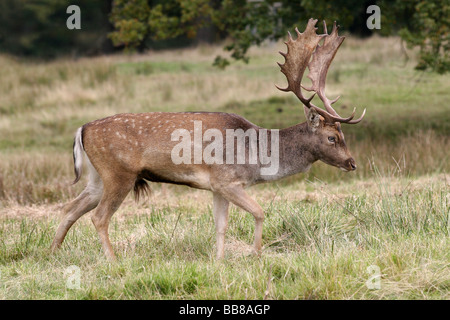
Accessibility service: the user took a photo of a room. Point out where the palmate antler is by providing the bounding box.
[276,18,365,124]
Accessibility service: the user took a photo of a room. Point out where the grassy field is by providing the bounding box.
[0,35,448,299]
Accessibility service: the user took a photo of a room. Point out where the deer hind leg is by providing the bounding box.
[218,186,264,257]
[51,162,103,252]
[90,173,135,261]
[213,193,230,260]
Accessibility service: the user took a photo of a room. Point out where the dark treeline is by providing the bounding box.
[0,0,447,73]
[0,0,113,58]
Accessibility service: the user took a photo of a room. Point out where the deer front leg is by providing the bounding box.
[218,186,264,256]
[213,193,230,260]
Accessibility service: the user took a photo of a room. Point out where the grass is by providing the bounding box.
[0,35,448,299]
[0,173,448,299]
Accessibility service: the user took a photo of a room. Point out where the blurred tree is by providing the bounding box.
[108,0,213,51]
[0,0,113,58]
[109,0,449,73]
[380,0,449,74]
[0,0,447,73]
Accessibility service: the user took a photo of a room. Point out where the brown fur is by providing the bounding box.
[50,111,358,260]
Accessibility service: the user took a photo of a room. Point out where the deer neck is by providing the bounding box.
[258,122,317,182]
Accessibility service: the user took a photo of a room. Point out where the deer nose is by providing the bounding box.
[347,158,357,171]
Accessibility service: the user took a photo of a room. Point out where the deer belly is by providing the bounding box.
[138,166,211,190]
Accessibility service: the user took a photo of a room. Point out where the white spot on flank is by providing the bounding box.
[116,132,126,139]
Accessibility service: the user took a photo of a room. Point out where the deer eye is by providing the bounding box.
[328,136,336,143]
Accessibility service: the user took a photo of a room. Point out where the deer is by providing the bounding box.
[50,19,365,261]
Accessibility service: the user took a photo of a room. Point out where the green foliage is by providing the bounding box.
[299,0,368,33]
[109,0,213,50]
[398,1,449,74]
[1,1,447,73]
[378,0,449,73]
[108,0,150,50]
[211,0,281,64]
[109,0,449,73]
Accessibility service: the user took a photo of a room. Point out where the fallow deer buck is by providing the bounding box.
[51,19,365,260]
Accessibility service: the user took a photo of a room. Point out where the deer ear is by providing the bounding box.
[305,107,322,132]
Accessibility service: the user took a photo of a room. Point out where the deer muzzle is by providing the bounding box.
[346,158,357,171]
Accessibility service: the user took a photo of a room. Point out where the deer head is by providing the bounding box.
[276,19,365,171]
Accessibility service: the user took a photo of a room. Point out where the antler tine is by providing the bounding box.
[330,95,340,104]
[346,108,366,124]
[287,31,293,42]
[311,106,356,124]
[334,107,355,123]
[323,20,328,35]
[276,18,324,109]
[304,20,345,118]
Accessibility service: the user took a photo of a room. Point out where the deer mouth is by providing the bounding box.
[339,158,357,172]
[345,158,357,171]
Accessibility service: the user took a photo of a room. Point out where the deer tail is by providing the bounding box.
[72,126,84,184]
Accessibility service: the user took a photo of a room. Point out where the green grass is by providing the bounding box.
[116,61,213,75]
[0,36,449,299]
[0,175,448,299]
